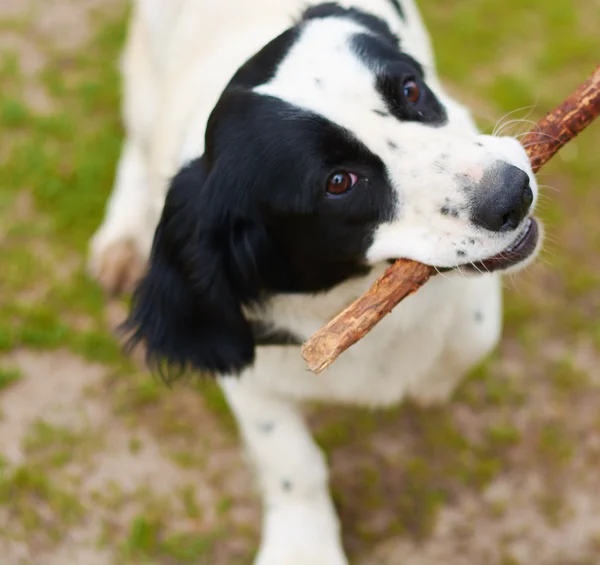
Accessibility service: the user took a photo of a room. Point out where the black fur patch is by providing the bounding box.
[387,0,405,20]
[352,33,447,126]
[123,158,256,378]
[302,3,399,47]
[229,28,301,89]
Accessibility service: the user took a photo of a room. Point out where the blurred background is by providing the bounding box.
[0,1,599,564]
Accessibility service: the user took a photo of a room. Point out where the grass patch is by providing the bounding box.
[121,515,218,564]
[23,418,101,468]
[0,462,85,544]
[0,366,22,390]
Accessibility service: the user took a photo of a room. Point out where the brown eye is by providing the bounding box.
[403,79,420,104]
[326,172,357,196]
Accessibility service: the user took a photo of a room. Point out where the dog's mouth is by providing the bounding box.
[425,216,540,274]
[386,217,540,274]
[462,217,539,273]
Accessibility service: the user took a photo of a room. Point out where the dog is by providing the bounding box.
[89,1,542,563]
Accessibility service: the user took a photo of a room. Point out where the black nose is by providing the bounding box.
[471,164,533,232]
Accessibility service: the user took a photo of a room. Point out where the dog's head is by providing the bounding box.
[126,4,541,376]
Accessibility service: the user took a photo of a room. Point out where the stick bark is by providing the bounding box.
[302,64,600,374]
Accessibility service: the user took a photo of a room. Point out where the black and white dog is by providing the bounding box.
[89,1,542,562]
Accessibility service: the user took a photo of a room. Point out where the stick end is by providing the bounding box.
[301,342,332,374]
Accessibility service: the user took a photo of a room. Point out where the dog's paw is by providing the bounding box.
[88,238,147,296]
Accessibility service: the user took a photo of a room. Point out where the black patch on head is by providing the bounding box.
[352,34,447,126]
[229,28,301,89]
[302,3,399,47]
[387,140,398,150]
[373,109,390,117]
[352,30,405,66]
[125,92,395,378]
[387,0,405,20]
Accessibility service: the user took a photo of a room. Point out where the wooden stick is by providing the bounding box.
[521,65,600,171]
[302,64,600,374]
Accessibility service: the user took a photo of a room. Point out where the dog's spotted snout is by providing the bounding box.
[471,164,533,232]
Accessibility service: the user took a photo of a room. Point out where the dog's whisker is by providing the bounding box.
[536,183,559,193]
[535,255,556,269]
[468,261,488,277]
[519,132,564,145]
[491,104,538,136]
[494,116,542,138]
[514,129,562,142]
[519,147,562,161]
[453,264,468,280]
[433,266,452,281]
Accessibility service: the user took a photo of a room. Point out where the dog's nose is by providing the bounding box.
[471,164,533,232]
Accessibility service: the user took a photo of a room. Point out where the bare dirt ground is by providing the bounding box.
[1,1,599,564]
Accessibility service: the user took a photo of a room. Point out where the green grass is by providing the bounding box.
[0,462,85,544]
[0,0,599,563]
[120,515,219,563]
[23,418,102,468]
[0,10,129,365]
[0,367,22,390]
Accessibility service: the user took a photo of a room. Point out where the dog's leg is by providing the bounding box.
[88,139,154,295]
[88,12,158,295]
[220,378,348,565]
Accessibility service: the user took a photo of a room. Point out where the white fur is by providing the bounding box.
[90,1,539,563]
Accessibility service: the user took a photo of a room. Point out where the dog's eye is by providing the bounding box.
[403,79,420,104]
[326,172,357,196]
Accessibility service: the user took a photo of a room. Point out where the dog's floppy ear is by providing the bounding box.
[124,157,256,378]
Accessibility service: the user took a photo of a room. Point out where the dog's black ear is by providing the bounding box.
[123,157,256,378]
